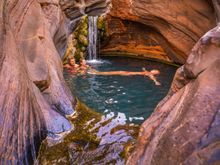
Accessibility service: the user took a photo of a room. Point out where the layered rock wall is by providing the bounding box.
[127,1,220,164]
[0,1,73,164]
[0,0,109,164]
[101,17,171,63]
[102,0,215,64]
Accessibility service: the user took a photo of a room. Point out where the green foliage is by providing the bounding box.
[78,34,88,46]
[37,100,139,164]
[97,15,108,40]
[63,15,109,64]
[73,16,89,62]
[62,16,88,64]
[97,15,105,30]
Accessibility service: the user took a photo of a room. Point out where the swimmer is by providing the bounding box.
[142,68,161,86]
[78,59,90,74]
[63,58,79,74]
[88,67,161,85]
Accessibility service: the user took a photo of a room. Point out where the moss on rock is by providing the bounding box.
[97,15,108,39]
[78,34,88,46]
[73,16,89,62]
[37,100,139,164]
[63,15,109,64]
[63,16,88,64]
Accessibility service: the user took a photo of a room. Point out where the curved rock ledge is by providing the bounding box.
[101,17,172,63]
[102,0,215,64]
[127,17,220,165]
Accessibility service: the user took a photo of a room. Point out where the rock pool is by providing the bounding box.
[65,57,177,124]
[37,57,176,164]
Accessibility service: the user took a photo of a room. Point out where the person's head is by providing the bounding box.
[69,58,76,66]
[80,58,86,66]
[150,69,160,75]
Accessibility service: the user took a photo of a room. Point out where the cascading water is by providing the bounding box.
[88,16,98,60]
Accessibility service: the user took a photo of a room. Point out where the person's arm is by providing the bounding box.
[148,75,161,86]
[63,64,71,69]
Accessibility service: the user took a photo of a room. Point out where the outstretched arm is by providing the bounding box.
[88,69,161,85]
[148,75,161,86]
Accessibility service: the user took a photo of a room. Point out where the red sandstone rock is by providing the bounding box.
[0,0,108,164]
[103,0,216,64]
[127,8,220,165]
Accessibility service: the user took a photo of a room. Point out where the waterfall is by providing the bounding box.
[88,16,98,60]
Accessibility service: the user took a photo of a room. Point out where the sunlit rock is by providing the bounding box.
[102,0,215,64]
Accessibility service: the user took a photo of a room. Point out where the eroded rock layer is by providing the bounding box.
[127,13,220,165]
[0,1,73,164]
[0,0,108,164]
[101,17,171,63]
[102,0,215,64]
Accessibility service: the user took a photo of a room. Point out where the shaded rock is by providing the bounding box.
[60,0,111,20]
[127,20,220,165]
[0,1,73,164]
[101,17,172,63]
[102,0,216,64]
[0,0,109,164]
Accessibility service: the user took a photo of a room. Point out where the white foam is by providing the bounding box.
[129,116,145,122]
[86,59,110,65]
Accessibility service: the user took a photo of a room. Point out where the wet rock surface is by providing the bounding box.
[127,17,220,165]
[37,102,139,165]
[102,0,216,64]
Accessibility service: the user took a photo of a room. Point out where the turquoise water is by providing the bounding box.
[65,57,176,124]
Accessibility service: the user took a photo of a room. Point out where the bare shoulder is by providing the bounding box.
[64,64,71,68]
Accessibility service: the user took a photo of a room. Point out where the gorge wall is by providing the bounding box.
[0,0,109,164]
[0,0,219,164]
[128,23,220,165]
[101,0,216,64]
[125,1,220,164]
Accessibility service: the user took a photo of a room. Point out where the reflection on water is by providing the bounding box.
[37,102,139,164]
[65,57,177,124]
[37,57,176,164]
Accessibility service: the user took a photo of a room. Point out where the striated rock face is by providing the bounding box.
[102,0,215,64]
[101,16,171,63]
[127,12,220,165]
[60,0,110,20]
[0,1,73,164]
[0,0,108,164]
